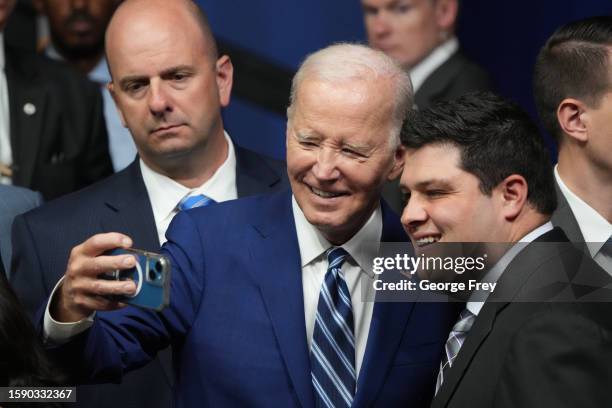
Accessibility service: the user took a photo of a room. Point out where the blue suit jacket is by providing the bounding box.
[0,185,42,275]
[11,147,288,408]
[51,190,458,408]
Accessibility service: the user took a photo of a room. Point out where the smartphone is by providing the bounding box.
[100,248,171,311]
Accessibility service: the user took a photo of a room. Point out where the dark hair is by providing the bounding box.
[401,91,557,215]
[0,272,65,392]
[533,16,612,142]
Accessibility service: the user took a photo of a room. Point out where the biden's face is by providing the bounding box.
[286,77,403,244]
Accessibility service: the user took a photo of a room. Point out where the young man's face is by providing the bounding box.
[399,143,504,247]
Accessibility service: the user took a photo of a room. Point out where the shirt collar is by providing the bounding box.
[555,165,612,256]
[409,37,459,94]
[140,131,237,226]
[466,221,554,316]
[291,196,382,278]
[45,44,110,84]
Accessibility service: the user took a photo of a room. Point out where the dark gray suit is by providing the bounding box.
[5,42,113,200]
[0,185,42,276]
[432,228,612,408]
[551,181,585,242]
[9,146,288,408]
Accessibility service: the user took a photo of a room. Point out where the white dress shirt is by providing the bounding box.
[46,46,138,172]
[409,37,459,95]
[293,196,381,378]
[0,33,13,185]
[44,131,237,340]
[466,222,554,316]
[141,131,237,245]
[555,166,612,273]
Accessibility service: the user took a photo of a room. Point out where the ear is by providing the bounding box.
[107,82,128,128]
[495,174,528,221]
[215,55,233,108]
[434,0,458,33]
[557,98,588,143]
[387,144,406,181]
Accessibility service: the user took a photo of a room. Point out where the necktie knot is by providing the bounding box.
[452,309,476,333]
[326,247,349,271]
[177,194,216,211]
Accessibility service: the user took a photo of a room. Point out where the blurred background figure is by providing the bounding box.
[361,0,494,214]
[0,185,42,276]
[34,0,137,172]
[362,0,493,109]
[533,16,612,274]
[0,269,64,394]
[1,0,113,200]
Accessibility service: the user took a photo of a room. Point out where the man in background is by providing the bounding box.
[0,0,112,199]
[362,0,493,214]
[10,0,287,407]
[35,0,137,171]
[533,16,612,274]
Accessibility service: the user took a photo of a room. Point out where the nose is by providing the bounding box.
[147,82,172,117]
[312,148,340,181]
[370,11,392,37]
[400,194,428,232]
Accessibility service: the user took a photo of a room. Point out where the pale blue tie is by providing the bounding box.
[311,247,355,408]
[177,194,216,211]
[435,309,476,395]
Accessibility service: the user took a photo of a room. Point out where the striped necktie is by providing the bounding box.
[311,247,356,408]
[177,194,216,211]
[435,308,476,394]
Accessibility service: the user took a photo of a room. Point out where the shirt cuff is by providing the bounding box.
[43,276,95,344]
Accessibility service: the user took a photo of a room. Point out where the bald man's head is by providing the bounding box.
[105,0,217,78]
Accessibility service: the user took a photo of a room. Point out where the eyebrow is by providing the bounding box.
[414,179,454,190]
[118,65,195,90]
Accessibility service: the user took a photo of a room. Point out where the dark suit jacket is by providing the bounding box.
[46,190,458,408]
[551,181,585,243]
[432,228,612,408]
[0,185,42,275]
[383,50,494,215]
[10,146,288,408]
[5,43,113,200]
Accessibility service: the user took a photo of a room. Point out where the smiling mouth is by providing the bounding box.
[414,235,441,248]
[308,185,347,199]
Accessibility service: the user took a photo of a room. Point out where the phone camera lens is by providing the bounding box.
[148,269,160,281]
[155,261,163,272]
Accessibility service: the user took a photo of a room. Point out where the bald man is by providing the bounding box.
[10,1,287,407]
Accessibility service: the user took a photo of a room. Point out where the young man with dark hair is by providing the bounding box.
[533,16,612,274]
[400,91,612,407]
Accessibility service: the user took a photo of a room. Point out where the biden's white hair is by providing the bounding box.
[287,42,413,149]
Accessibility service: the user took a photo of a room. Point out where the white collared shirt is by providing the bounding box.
[409,37,459,95]
[44,131,237,340]
[555,166,612,273]
[0,33,13,185]
[293,196,381,378]
[46,45,138,172]
[140,131,237,245]
[466,222,554,316]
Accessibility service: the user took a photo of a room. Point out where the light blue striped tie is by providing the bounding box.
[177,194,216,211]
[311,247,355,408]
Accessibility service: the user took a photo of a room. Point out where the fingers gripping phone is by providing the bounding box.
[101,248,171,311]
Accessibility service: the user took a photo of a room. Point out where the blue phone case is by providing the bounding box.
[104,248,171,311]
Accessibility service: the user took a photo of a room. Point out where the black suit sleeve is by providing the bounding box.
[77,82,114,189]
[494,306,611,407]
[9,214,49,320]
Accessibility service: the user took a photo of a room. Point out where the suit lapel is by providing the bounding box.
[432,229,572,407]
[235,145,282,197]
[5,46,46,187]
[248,191,314,408]
[551,181,585,243]
[354,202,413,406]
[98,161,159,251]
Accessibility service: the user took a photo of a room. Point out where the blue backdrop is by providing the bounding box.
[197,0,612,161]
